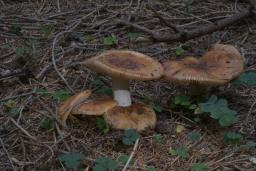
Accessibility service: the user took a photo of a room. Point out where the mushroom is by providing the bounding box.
[163,44,244,95]
[83,50,164,131]
[58,90,117,126]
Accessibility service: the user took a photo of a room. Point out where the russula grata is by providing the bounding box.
[163,44,244,95]
[83,50,164,131]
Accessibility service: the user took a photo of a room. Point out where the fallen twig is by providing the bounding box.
[117,8,253,43]
[122,138,140,171]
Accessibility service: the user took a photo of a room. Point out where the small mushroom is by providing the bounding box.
[58,90,117,125]
[83,50,164,131]
[163,44,244,95]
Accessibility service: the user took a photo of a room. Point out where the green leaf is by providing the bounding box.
[189,131,201,142]
[224,132,242,145]
[168,147,189,159]
[199,95,237,127]
[58,153,86,168]
[95,117,109,133]
[91,78,105,88]
[151,102,163,113]
[93,157,118,171]
[40,117,54,130]
[10,25,22,35]
[52,90,70,102]
[118,154,135,165]
[122,129,140,145]
[174,95,191,106]
[191,163,208,171]
[153,134,164,144]
[232,72,256,86]
[103,35,118,46]
[95,86,112,96]
[175,47,185,56]
[147,166,158,171]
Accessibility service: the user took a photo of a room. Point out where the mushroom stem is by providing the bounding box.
[112,77,131,107]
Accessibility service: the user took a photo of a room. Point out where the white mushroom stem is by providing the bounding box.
[112,77,131,107]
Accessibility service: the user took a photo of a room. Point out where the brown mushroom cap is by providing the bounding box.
[71,98,117,116]
[163,44,244,86]
[104,104,156,131]
[83,50,163,80]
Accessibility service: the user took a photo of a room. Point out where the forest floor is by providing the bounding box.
[0,0,256,171]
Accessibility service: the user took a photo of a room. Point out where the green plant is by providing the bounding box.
[191,163,208,171]
[199,95,237,127]
[168,147,189,159]
[58,153,86,168]
[52,90,71,102]
[122,129,140,145]
[95,117,109,133]
[36,88,49,96]
[172,95,197,110]
[91,77,112,96]
[232,72,256,86]
[93,157,118,171]
[103,35,118,46]
[127,32,142,38]
[189,131,201,142]
[224,132,242,145]
[175,46,185,56]
[40,117,54,130]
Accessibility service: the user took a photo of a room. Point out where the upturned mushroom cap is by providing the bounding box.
[163,44,244,86]
[71,98,117,116]
[58,90,92,125]
[83,50,163,80]
[103,104,156,131]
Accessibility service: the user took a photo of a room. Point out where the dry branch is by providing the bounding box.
[117,8,253,43]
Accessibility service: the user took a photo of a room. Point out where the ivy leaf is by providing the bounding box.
[52,90,70,102]
[175,47,185,56]
[40,117,54,130]
[232,72,256,86]
[189,131,201,142]
[103,35,118,46]
[191,163,208,171]
[95,117,109,133]
[224,132,242,145]
[168,147,189,159]
[151,101,163,113]
[93,157,118,171]
[174,95,191,106]
[199,95,237,127]
[58,153,86,168]
[122,129,140,145]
